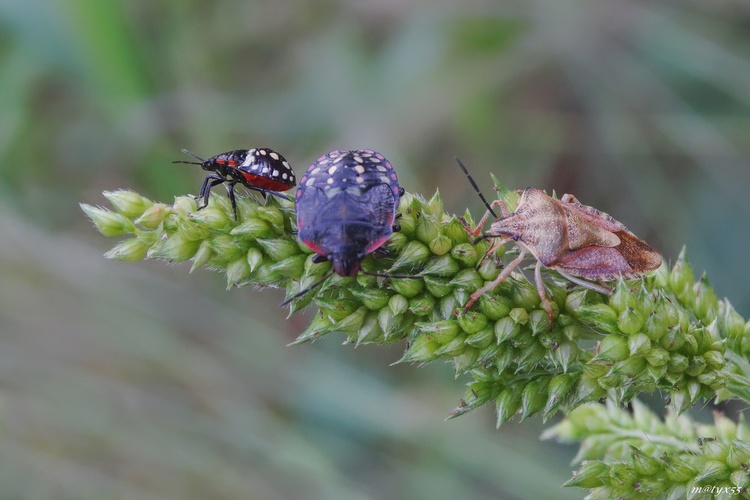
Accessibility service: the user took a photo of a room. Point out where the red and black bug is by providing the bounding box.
[282,149,408,305]
[173,148,296,219]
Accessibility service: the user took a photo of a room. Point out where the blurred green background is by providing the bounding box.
[1,0,749,498]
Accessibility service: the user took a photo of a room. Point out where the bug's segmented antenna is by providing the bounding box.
[172,149,206,165]
[454,156,498,219]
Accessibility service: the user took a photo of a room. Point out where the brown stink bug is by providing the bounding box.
[455,158,662,325]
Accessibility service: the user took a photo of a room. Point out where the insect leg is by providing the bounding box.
[459,199,513,237]
[534,260,554,328]
[199,174,226,210]
[226,180,239,220]
[555,270,614,296]
[248,187,294,203]
[462,249,526,313]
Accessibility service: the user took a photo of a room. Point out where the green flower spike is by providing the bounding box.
[84,178,750,498]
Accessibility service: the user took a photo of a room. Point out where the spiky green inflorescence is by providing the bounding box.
[83,186,750,495]
[543,400,750,498]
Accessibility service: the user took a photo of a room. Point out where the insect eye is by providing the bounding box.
[512,233,521,241]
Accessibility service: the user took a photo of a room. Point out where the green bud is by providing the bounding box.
[669,247,695,300]
[349,287,391,311]
[646,363,668,383]
[617,307,644,335]
[103,190,153,218]
[135,203,169,229]
[520,379,547,420]
[628,333,651,357]
[575,303,619,334]
[519,340,547,367]
[645,347,670,367]
[450,268,485,290]
[450,243,479,267]
[429,234,452,256]
[291,314,334,344]
[660,327,686,352]
[408,294,435,316]
[564,460,608,488]
[399,335,439,363]
[553,340,578,373]
[173,195,199,214]
[147,233,200,262]
[444,216,470,246]
[610,279,637,315]
[335,306,368,334]
[721,301,746,347]
[435,333,466,357]
[355,311,383,345]
[565,290,590,314]
[417,319,460,344]
[495,317,521,344]
[452,346,480,372]
[544,373,576,417]
[209,235,244,262]
[478,294,511,321]
[390,240,431,271]
[390,276,424,298]
[610,356,647,378]
[177,216,211,241]
[315,294,357,321]
[685,356,707,377]
[427,190,444,216]
[509,307,528,325]
[465,326,495,349]
[256,238,300,262]
[415,215,441,246]
[423,275,454,298]
[104,237,148,261]
[495,388,520,427]
[697,370,724,390]
[511,280,540,309]
[694,460,730,485]
[251,264,285,287]
[731,469,749,490]
[630,446,660,476]
[693,273,719,321]
[226,257,251,287]
[528,309,550,334]
[458,311,488,334]
[190,241,213,272]
[643,311,667,341]
[269,255,306,278]
[439,295,458,319]
[188,207,230,229]
[687,378,701,402]
[81,204,136,237]
[661,453,697,482]
[385,294,407,316]
[573,373,607,405]
[703,350,725,370]
[230,218,272,238]
[246,247,263,273]
[421,255,460,277]
[254,205,285,232]
[477,257,501,281]
[666,353,689,374]
[681,331,699,356]
[304,254,330,276]
[594,334,628,362]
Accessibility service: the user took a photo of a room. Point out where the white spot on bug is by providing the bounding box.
[260,149,267,155]
[376,165,387,172]
[311,167,321,174]
[262,167,270,174]
[327,177,334,184]
[328,165,338,175]
[326,187,343,197]
[241,154,255,167]
[305,178,315,187]
[346,186,362,196]
[356,176,364,183]
[272,169,279,177]
[283,161,290,168]
[380,176,390,184]
[282,173,288,180]
[270,152,279,160]
[354,165,365,174]
[370,157,382,163]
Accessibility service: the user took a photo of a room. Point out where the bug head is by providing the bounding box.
[329,246,364,277]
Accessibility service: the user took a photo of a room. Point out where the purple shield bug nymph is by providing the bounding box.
[173,147,296,220]
[296,149,403,276]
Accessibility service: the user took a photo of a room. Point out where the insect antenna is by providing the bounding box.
[454,156,498,219]
[172,148,206,165]
[280,271,334,307]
